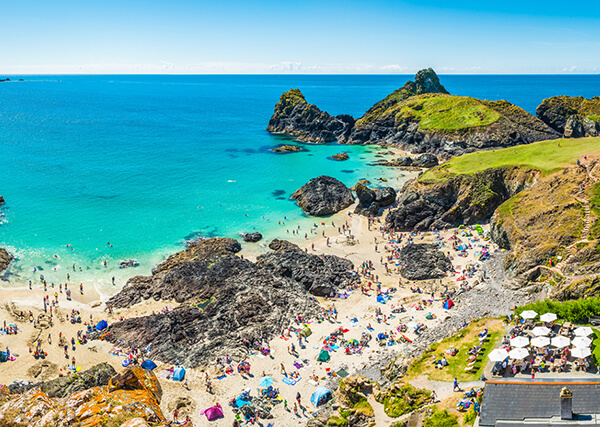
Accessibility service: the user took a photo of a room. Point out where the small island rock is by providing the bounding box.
[331,152,349,161]
[291,176,354,216]
[272,144,302,153]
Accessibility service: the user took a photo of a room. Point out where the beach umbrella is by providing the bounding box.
[572,336,592,348]
[531,326,551,336]
[510,336,529,348]
[508,347,529,360]
[488,348,509,362]
[520,310,538,319]
[259,376,274,388]
[551,336,570,348]
[574,326,593,337]
[530,336,550,348]
[571,347,592,358]
[540,313,557,322]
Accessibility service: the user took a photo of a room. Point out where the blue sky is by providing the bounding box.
[1,0,599,74]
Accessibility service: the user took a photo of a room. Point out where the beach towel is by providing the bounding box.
[282,376,301,386]
[293,362,303,369]
[336,369,349,378]
[217,374,227,380]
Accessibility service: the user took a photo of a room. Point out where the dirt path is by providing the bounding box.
[367,392,398,427]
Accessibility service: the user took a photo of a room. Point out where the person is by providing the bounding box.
[296,391,302,406]
[453,377,459,392]
[430,390,438,403]
[173,408,179,422]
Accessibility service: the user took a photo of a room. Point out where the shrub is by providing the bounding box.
[423,409,459,427]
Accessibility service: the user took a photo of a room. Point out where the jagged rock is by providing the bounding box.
[119,259,140,269]
[412,153,439,168]
[374,187,396,207]
[8,362,117,398]
[355,183,376,206]
[332,152,349,161]
[242,232,262,243]
[396,156,413,166]
[268,239,301,252]
[536,95,600,137]
[102,238,322,367]
[268,69,560,157]
[153,237,241,274]
[291,176,354,216]
[266,89,355,143]
[399,244,452,280]
[387,167,539,231]
[256,249,358,297]
[0,248,13,274]
[108,365,162,403]
[271,144,302,153]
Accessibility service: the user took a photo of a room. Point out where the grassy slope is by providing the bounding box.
[421,137,600,183]
[395,94,501,131]
[404,318,504,382]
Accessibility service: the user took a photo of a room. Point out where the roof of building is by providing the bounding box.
[480,378,600,426]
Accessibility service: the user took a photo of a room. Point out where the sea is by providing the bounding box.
[1,74,599,298]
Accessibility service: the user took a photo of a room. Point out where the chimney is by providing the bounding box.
[560,387,573,420]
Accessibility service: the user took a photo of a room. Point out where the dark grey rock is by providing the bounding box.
[291,176,354,216]
[399,243,452,280]
[412,153,439,168]
[374,187,397,207]
[242,232,262,243]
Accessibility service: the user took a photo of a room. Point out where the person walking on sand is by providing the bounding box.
[296,391,302,407]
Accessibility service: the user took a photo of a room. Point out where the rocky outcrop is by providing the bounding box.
[268,69,559,157]
[242,232,262,242]
[0,195,4,205]
[386,167,539,231]
[375,187,397,207]
[536,96,600,137]
[0,365,170,427]
[412,153,439,168]
[119,259,139,269]
[8,363,116,398]
[399,244,452,280]
[271,144,302,153]
[255,247,358,296]
[331,152,349,161]
[153,237,241,274]
[291,175,354,216]
[103,238,328,367]
[266,88,355,143]
[268,239,301,252]
[0,248,13,274]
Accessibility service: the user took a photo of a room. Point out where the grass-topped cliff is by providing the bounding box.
[389,137,600,295]
[267,68,560,157]
[537,95,600,138]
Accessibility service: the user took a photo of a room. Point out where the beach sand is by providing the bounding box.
[0,190,494,426]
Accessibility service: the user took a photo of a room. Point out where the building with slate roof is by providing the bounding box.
[479,378,600,426]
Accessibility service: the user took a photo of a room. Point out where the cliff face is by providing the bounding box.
[103,238,357,367]
[537,96,600,138]
[266,88,354,143]
[267,69,560,157]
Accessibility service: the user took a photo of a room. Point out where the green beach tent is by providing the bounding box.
[317,349,330,362]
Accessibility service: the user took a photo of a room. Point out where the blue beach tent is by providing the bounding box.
[95,320,108,331]
[141,359,157,370]
[310,387,332,406]
[173,367,186,381]
[443,300,454,310]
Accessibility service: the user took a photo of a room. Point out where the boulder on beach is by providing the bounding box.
[242,232,262,242]
[268,239,301,252]
[291,175,354,216]
[399,243,452,280]
[375,187,397,207]
[412,153,439,168]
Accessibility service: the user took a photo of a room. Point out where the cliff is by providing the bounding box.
[103,238,357,367]
[267,69,560,157]
[537,95,600,138]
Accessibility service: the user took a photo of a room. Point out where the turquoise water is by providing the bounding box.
[1,75,599,296]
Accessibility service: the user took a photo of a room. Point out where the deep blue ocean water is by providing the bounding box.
[1,74,599,295]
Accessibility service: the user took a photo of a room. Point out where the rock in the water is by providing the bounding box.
[268,239,301,252]
[0,195,4,205]
[119,259,140,269]
[271,144,302,153]
[331,152,349,161]
[412,153,439,168]
[375,187,397,207]
[291,175,354,216]
[399,244,452,280]
[242,232,263,243]
[0,248,13,274]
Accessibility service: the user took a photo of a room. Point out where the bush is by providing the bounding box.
[423,409,459,427]
[464,407,477,425]
[515,297,600,323]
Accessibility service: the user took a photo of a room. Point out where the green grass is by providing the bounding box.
[420,137,600,183]
[395,94,501,131]
[423,408,459,427]
[376,384,432,418]
[589,115,600,122]
[592,330,600,365]
[405,318,504,382]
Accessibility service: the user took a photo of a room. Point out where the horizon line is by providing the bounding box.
[2,72,600,76]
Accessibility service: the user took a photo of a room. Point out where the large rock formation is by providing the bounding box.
[354,183,397,216]
[266,88,355,143]
[291,175,354,216]
[386,167,539,231]
[399,244,453,280]
[102,237,354,366]
[0,248,13,274]
[0,365,170,427]
[267,69,560,157]
[537,96,600,137]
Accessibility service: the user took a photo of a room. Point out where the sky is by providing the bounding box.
[0,0,599,74]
